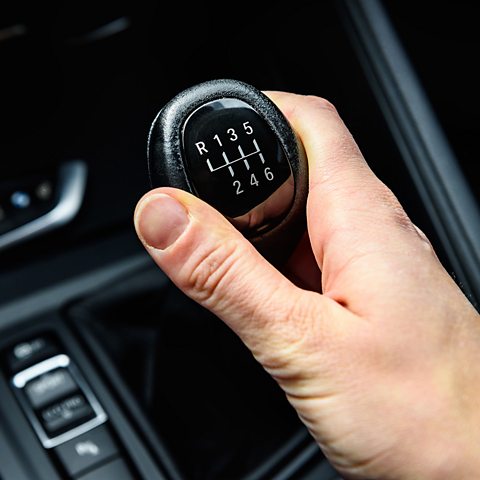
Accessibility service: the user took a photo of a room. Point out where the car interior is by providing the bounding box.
[1,1,479,479]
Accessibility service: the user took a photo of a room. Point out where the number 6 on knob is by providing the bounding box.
[147,79,308,265]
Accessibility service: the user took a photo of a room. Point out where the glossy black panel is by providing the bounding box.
[182,99,293,226]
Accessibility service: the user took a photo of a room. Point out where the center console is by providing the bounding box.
[1,1,478,479]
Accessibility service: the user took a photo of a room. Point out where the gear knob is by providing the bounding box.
[147,79,308,264]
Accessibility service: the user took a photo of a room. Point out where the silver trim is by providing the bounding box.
[11,354,108,449]
[0,160,87,252]
[67,17,131,45]
[12,354,71,388]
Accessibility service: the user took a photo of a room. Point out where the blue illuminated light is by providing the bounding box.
[11,191,31,209]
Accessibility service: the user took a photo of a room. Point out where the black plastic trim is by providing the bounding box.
[69,316,184,480]
[0,371,62,480]
[0,253,151,331]
[337,0,480,307]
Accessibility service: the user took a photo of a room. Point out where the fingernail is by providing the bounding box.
[135,194,189,250]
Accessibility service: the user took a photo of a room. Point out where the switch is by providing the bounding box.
[54,425,119,478]
[35,181,53,201]
[5,334,59,374]
[11,354,108,449]
[10,191,31,209]
[24,368,77,409]
[40,392,95,435]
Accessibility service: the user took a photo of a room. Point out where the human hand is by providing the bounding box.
[134,91,480,479]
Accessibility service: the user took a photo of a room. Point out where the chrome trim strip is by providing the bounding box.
[12,354,70,388]
[68,17,131,45]
[0,160,87,252]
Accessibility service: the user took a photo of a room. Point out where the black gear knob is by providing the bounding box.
[147,79,308,265]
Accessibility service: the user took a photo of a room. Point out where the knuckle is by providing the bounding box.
[326,131,362,162]
[373,185,439,256]
[374,184,415,231]
[258,294,324,376]
[304,95,339,114]
[181,240,239,306]
[413,224,436,252]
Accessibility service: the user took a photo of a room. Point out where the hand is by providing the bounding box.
[134,92,480,479]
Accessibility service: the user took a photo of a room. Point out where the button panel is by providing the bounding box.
[11,354,107,449]
[1,331,140,479]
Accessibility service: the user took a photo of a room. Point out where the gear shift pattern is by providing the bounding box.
[147,79,308,264]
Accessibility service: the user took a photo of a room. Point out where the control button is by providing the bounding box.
[76,458,133,480]
[6,334,59,373]
[40,392,95,435]
[24,368,77,409]
[35,181,53,201]
[10,190,31,209]
[54,425,119,478]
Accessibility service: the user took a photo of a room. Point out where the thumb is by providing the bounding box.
[133,186,333,367]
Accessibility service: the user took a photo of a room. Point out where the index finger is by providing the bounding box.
[264,91,425,285]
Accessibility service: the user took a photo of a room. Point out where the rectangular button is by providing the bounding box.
[54,425,119,478]
[24,368,77,409]
[76,458,134,480]
[5,334,59,373]
[40,392,95,435]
